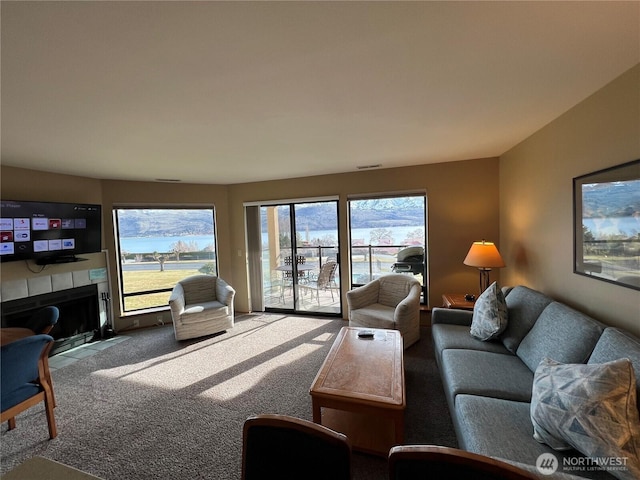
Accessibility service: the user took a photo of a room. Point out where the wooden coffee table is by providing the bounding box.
[309,326,405,456]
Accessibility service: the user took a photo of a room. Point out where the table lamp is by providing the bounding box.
[463,240,505,294]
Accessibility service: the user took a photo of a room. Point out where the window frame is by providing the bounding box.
[347,192,428,301]
[113,205,218,314]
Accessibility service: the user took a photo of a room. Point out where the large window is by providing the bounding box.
[348,194,427,300]
[113,207,217,313]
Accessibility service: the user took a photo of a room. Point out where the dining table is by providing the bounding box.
[275,264,315,300]
[275,264,315,274]
[275,264,315,283]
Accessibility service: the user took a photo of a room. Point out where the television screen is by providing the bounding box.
[0,200,102,263]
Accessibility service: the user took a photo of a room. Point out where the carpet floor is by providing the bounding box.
[1,313,457,479]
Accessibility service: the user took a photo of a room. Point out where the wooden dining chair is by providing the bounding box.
[1,334,57,439]
[242,414,352,480]
[24,305,59,335]
[388,445,536,480]
[24,305,59,406]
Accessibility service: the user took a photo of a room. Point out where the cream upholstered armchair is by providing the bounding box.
[347,274,422,348]
[169,275,235,341]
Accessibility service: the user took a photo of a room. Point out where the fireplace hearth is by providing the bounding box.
[1,284,100,356]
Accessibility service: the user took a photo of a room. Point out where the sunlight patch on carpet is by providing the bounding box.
[198,342,324,400]
[91,316,340,392]
[312,332,335,342]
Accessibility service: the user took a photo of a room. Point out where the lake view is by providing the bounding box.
[120,226,425,254]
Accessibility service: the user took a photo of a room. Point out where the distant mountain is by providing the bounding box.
[116,209,214,237]
[350,207,424,228]
[582,180,640,218]
[117,198,427,238]
[261,198,425,232]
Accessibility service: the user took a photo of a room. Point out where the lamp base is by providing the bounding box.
[479,269,492,294]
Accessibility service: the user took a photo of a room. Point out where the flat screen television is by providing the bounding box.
[0,200,102,264]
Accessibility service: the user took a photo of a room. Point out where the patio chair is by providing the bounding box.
[169,275,235,341]
[279,255,308,300]
[242,414,352,480]
[301,261,338,304]
[1,334,57,439]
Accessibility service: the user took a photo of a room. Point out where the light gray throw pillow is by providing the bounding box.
[530,357,640,480]
[469,281,508,341]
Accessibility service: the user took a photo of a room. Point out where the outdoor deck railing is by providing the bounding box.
[277,244,425,287]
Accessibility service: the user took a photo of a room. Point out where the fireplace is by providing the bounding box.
[1,284,100,356]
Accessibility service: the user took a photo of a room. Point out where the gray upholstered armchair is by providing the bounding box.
[346,274,422,348]
[169,275,235,341]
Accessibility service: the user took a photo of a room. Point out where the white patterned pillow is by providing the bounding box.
[469,281,508,341]
[531,357,640,480]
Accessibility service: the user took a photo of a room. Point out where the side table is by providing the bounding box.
[442,293,475,311]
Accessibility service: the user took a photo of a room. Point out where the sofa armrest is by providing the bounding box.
[431,307,473,326]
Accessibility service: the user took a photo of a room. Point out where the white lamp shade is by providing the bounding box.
[463,241,505,269]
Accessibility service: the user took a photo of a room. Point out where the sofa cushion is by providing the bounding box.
[588,328,640,411]
[530,358,640,480]
[454,395,616,480]
[454,395,545,461]
[501,286,554,353]
[516,302,604,373]
[432,324,510,366]
[441,349,534,403]
[470,282,508,341]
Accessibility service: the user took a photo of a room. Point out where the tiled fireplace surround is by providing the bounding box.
[1,264,111,354]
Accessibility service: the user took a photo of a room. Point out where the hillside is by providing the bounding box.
[116,198,427,237]
[116,209,214,237]
[582,180,640,219]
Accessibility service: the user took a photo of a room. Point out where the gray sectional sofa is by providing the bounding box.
[431,285,640,480]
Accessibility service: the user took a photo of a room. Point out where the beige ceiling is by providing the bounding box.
[2,1,639,185]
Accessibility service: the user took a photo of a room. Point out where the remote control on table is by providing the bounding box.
[357,330,375,338]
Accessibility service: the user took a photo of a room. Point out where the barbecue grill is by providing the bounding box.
[391,246,424,275]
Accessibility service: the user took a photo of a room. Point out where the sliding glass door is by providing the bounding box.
[261,200,340,315]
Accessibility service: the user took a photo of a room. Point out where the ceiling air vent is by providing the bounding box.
[356,164,382,170]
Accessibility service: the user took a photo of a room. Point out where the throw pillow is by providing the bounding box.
[469,281,508,341]
[530,357,640,480]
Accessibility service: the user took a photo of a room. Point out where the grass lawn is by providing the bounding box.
[122,267,203,311]
[122,269,203,292]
